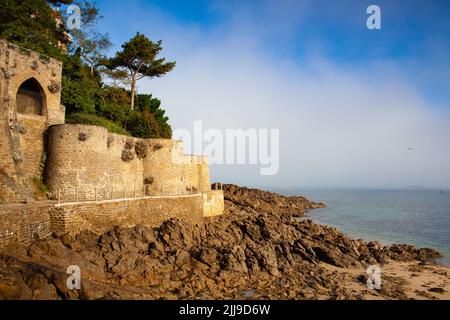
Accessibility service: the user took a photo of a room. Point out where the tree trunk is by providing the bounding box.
[130,77,136,110]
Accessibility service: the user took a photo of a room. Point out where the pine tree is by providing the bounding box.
[107,32,176,110]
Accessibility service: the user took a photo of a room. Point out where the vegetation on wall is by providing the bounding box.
[66,112,129,136]
[0,0,174,139]
[135,141,148,159]
[144,176,155,185]
[32,176,49,199]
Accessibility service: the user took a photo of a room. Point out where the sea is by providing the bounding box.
[271,188,450,266]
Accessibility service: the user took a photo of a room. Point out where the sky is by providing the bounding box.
[90,0,450,189]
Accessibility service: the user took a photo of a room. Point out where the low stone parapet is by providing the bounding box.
[0,194,204,253]
[203,190,225,217]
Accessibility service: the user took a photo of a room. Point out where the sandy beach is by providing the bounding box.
[324,261,450,300]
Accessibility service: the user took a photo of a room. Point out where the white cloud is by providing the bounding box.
[132,4,450,189]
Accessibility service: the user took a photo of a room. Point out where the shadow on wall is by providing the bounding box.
[16,78,45,116]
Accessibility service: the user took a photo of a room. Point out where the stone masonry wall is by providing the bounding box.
[51,194,204,236]
[203,190,225,217]
[0,40,223,252]
[0,39,64,203]
[0,40,64,126]
[46,124,213,200]
[16,114,47,194]
[0,194,204,253]
[197,156,211,192]
[0,202,54,253]
[45,124,144,200]
[142,139,185,194]
[106,132,144,198]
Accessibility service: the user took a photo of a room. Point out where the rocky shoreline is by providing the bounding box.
[0,184,448,300]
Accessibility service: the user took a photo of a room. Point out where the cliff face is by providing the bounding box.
[0,184,442,300]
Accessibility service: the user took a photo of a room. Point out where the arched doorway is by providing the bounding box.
[16,78,45,115]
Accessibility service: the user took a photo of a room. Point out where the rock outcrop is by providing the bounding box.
[0,184,442,300]
[222,184,326,216]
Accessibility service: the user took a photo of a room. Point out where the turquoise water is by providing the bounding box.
[272,189,450,266]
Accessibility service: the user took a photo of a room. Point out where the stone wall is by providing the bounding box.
[0,40,64,125]
[203,190,225,217]
[0,39,64,203]
[45,124,145,200]
[0,40,224,249]
[106,132,144,198]
[197,156,212,192]
[0,194,204,253]
[16,114,47,193]
[46,124,213,200]
[52,194,204,236]
[0,202,54,252]
[142,139,185,194]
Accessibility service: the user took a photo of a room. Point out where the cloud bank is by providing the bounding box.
[103,1,450,188]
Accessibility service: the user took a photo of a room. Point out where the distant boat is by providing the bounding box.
[440,190,445,194]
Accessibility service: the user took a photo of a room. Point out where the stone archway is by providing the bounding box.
[16,78,45,116]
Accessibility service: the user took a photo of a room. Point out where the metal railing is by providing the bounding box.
[211,183,224,191]
[55,185,202,204]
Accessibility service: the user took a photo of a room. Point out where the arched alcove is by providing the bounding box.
[16,78,45,115]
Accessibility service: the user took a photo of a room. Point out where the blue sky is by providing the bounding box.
[93,0,450,105]
[84,0,450,188]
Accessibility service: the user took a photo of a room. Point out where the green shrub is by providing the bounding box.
[121,149,134,161]
[60,50,172,140]
[32,176,48,199]
[99,86,130,106]
[152,142,163,150]
[134,94,172,138]
[135,141,148,159]
[144,176,154,185]
[1,0,173,140]
[66,113,130,136]
[98,102,129,125]
[124,139,134,150]
[61,77,98,114]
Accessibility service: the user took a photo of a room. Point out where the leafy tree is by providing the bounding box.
[61,49,101,114]
[0,0,73,59]
[127,110,160,139]
[67,0,112,75]
[98,86,130,106]
[61,76,98,114]
[135,94,172,138]
[99,102,128,126]
[107,32,176,110]
[1,1,173,139]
